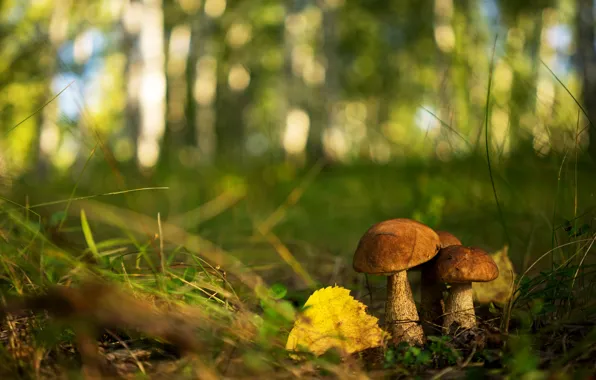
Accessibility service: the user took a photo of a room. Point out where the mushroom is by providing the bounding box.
[419,230,462,333]
[434,246,499,332]
[436,231,462,248]
[353,218,441,345]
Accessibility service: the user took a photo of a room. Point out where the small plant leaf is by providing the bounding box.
[269,283,287,300]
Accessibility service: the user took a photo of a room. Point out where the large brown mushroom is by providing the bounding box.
[434,246,499,332]
[419,231,462,333]
[353,219,441,345]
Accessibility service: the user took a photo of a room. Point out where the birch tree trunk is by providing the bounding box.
[137,0,166,169]
[122,0,143,164]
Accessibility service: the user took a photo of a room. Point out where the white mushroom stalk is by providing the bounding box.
[443,282,476,330]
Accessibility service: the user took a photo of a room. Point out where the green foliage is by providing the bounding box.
[513,263,596,327]
[256,283,296,350]
[268,283,288,300]
[412,195,446,228]
[498,0,555,24]
[385,342,432,369]
[427,336,461,367]
[503,335,544,379]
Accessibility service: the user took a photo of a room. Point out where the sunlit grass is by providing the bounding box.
[1,146,595,378]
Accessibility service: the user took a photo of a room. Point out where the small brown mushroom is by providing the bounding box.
[434,246,499,332]
[419,230,462,333]
[353,218,441,345]
[436,231,462,248]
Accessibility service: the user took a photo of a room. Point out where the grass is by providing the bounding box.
[0,147,595,379]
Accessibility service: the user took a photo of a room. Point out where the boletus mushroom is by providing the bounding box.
[419,230,462,333]
[434,246,499,332]
[436,231,462,248]
[353,218,441,345]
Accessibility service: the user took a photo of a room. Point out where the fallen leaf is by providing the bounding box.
[286,286,387,357]
[473,245,516,305]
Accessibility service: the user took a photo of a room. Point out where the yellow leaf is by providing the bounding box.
[473,245,517,305]
[286,286,387,357]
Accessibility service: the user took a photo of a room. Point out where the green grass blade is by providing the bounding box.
[80,209,99,258]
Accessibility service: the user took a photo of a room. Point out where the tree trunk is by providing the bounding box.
[159,22,191,168]
[578,0,596,161]
[137,0,166,168]
[508,14,542,156]
[191,4,217,164]
[122,4,142,164]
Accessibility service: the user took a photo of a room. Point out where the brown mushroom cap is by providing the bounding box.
[436,231,462,248]
[435,246,499,283]
[353,218,441,274]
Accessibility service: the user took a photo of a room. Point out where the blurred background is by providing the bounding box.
[1,0,595,290]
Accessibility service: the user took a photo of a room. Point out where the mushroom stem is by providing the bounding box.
[385,271,425,345]
[419,262,445,333]
[443,282,476,332]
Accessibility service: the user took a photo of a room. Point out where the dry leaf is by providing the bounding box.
[473,245,516,305]
[286,286,387,357]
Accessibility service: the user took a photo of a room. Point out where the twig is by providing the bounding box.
[158,212,165,275]
[104,329,146,375]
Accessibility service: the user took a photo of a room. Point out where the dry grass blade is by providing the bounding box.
[28,187,171,209]
[158,212,165,275]
[257,227,316,288]
[571,234,596,290]
[5,81,75,136]
[169,189,247,228]
[255,159,326,236]
[104,329,146,375]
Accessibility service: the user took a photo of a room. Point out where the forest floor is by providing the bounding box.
[0,156,596,379]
